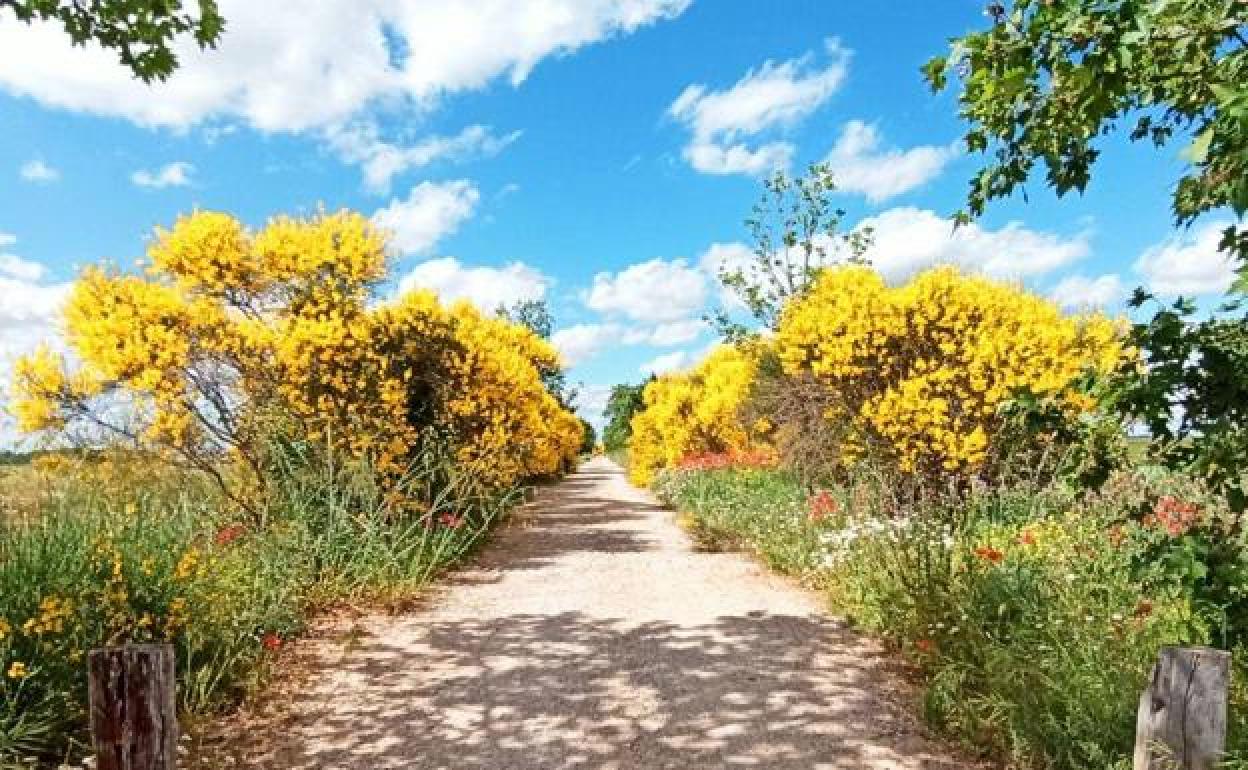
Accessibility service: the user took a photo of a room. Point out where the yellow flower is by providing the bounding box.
[7,662,29,680]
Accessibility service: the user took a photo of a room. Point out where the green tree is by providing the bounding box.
[578,418,597,455]
[712,162,871,340]
[1,0,225,82]
[602,382,648,451]
[499,298,577,410]
[924,0,1248,278]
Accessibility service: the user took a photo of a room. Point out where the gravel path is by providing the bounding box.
[220,457,974,769]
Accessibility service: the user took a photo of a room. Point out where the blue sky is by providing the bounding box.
[0,1,1239,439]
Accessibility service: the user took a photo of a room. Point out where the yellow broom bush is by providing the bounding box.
[628,345,761,486]
[12,210,582,506]
[775,265,1127,477]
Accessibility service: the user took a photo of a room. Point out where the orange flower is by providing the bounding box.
[974,545,1004,564]
[914,638,936,654]
[807,490,839,522]
[1016,529,1036,547]
[261,633,282,651]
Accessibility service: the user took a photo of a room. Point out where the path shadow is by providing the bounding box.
[216,610,967,769]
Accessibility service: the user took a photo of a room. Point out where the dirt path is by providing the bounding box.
[218,458,974,769]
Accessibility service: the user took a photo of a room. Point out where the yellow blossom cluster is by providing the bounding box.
[628,345,760,486]
[11,209,582,497]
[775,266,1127,475]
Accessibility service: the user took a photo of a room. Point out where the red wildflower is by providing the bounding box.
[974,545,1005,564]
[214,523,246,547]
[438,512,463,529]
[261,633,282,651]
[914,638,936,654]
[807,490,840,522]
[1148,495,1201,537]
[1016,529,1036,547]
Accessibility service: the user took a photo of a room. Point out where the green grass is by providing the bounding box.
[0,446,518,766]
[655,464,1248,769]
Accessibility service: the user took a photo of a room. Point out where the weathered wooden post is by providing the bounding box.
[1134,646,1230,770]
[88,643,178,770]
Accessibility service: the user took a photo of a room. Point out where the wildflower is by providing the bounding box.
[1016,529,1036,547]
[1147,495,1202,537]
[174,548,199,580]
[0,618,9,641]
[261,633,283,651]
[214,523,246,547]
[7,661,29,680]
[438,512,463,529]
[807,490,839,522]
[974,545,1004,564]
[914,638,936,654]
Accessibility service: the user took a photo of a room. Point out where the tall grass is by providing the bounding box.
[655,464,1248,769]
[0,441,519,767]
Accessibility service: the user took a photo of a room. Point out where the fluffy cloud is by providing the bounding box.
[552,323,621,366]
[131,162,194,189]
[395,256,548,311]
[639,350,690,375]
[668,38,849,175]
[1134,221,1238,297]
[0,235,71,447]
[0,0,690,133]
[859,207,1091,282]
[1050,274,1126,310]
[326,123,521,193]
[584,258,708,323]
[19,159,59,183]
[574,383,613,430]
[372,180,479,255]
[824,121,958,202]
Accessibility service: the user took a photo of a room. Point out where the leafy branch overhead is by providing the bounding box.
[925,0,1248,277]
[1,0,225,82]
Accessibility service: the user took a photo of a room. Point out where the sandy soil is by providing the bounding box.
[203,457,977,769]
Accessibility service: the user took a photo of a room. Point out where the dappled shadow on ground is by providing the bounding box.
[213,610,964,770]
[192,460,973,769]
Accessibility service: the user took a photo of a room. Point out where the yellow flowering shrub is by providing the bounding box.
[11,210,582,506]
[775,266,1127,476]
[629,345,761,486]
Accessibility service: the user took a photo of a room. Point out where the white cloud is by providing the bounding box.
[372,180,479,255]
[683,141,794,176]
[639,350,690,375]
[1051,274,1126,310]
[0,0,690,133]
[131,161,194,189]
[574,383,613,430]
[552,323,621,366]
[858,207,1091,282]
[668,38,849,175]
[395,256,548,311]
[326,122,521,193]
[1134,221,1238,297]
[825,121,958,202]
[0,235,71,447]
[584,258,708,323]
[647,318,707,346]
[19,159,59,183]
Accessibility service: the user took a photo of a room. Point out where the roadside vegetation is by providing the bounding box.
[0,211,584,766]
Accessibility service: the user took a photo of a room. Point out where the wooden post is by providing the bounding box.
[88,643,178,770]
[1134,646,1230,770]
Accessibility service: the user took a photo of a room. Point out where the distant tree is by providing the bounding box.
[499,298,577,409]
[712,163,872,341]
[924,0,1248,280]
[602,382,648,451]
[578,419,597,455]
[1,0,225,83]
